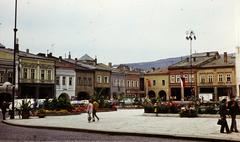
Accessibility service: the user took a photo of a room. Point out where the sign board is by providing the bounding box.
[199,93,213,102]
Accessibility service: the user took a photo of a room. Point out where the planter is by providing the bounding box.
[22,110,30,119]
[38,114,45,118]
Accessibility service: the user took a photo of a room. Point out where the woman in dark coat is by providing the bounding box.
[219,99,231,133]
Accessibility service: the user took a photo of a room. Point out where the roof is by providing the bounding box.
[168,51,220,69]
[0,47,51,61]
[96,63,111,71]
[145,68,168,75]
[79,54,95,61]
[64,58,95,71]
[0,43,5,48]
[201,55,235,68]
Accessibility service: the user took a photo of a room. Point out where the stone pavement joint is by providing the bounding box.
[3,109,240,142]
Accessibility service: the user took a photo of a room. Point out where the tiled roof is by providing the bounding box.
[145,68,168,75]
[96,63,111,71]
[201,55,235,68]
[168,51,220,69]
[0,48,48,60]
[64,59,95,70]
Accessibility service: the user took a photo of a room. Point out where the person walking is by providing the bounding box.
[219,98,231,134]
[154,102,158,116]
[228,97,239,132]
[92,99,99,122]
[1,101,8,120]
[86,99,93,123]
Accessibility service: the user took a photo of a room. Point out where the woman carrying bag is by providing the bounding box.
[219,98,231,134]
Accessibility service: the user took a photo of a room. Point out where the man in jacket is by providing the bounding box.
[228,97,239,132]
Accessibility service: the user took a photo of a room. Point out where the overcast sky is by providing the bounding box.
[0,0,239,64]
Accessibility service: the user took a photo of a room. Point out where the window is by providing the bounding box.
[153,80,156,86]
[104,76,109,83]
[69,77,72,86]
[184,74,188,83]
[83,77,87,85]
[122,80,125,87]
[226,74,231,82]
[62,77,66,85]
[136,81,139,87]
[127,80,131,87]
[189,74,194,83]
[8,72,12,83]
[132,81,136,87]
[97,75,102,83]
[118,79,121,87]
[47,70,51,80]
[40,70,45,80]
[200,75,205,83]
[0,71,4,83]
[114,79,118,86]
[208,74,213,83]
[30,69,35,79]
[218,74,223,82]
[88,78,92,86]
[132,81,135,87]
[170,75,175,83]
[56,76,60,85]
[23,68,28,79]
[77,77,81,85]
[176,75,181,83]
[162,80,165,86]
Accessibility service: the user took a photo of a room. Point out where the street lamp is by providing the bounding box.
[186,30,196,100]
[10,0,18,119]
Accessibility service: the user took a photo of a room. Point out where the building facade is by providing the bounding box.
[144,68,169,101]
[111,68,126,100]
[18,52,55,99]
[168,52,219,101]
[197,52,235,101]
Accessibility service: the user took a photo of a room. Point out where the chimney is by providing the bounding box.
[26,49,29,53]
[108,62,112,68]
[68,52,71,59]
[47,52,52,57]
[193,57,196,62]
[94,58,97,65]
[59,56,62,60]
[186,57,189,62]
[207,52,210,57]
[37,53,46,57]
[75,58,78,61]
[224,52,227,63]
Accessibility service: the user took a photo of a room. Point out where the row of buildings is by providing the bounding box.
[0,43,144,101]
[0,43,239,102]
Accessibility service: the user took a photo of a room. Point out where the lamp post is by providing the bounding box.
[10,0,18,119]
[186,30,196,100]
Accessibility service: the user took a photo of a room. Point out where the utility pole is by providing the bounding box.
[186,30,196,101]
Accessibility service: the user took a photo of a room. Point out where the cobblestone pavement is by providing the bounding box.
[0,121,205,142]
[3,109,240,141]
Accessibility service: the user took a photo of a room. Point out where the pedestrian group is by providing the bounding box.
[219,96,239,134]
[86,99,99,123]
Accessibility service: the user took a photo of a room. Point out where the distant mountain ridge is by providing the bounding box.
[119,52,235,70]
[121,56,186,70]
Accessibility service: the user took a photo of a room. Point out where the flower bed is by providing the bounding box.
[144,102,181,113]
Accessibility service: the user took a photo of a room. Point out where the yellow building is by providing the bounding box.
[144,68,169,101]
[197,52,235,101]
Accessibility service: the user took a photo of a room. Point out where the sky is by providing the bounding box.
[0,0,239,65]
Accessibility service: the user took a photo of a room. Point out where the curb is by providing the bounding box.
[2,120,239,142]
